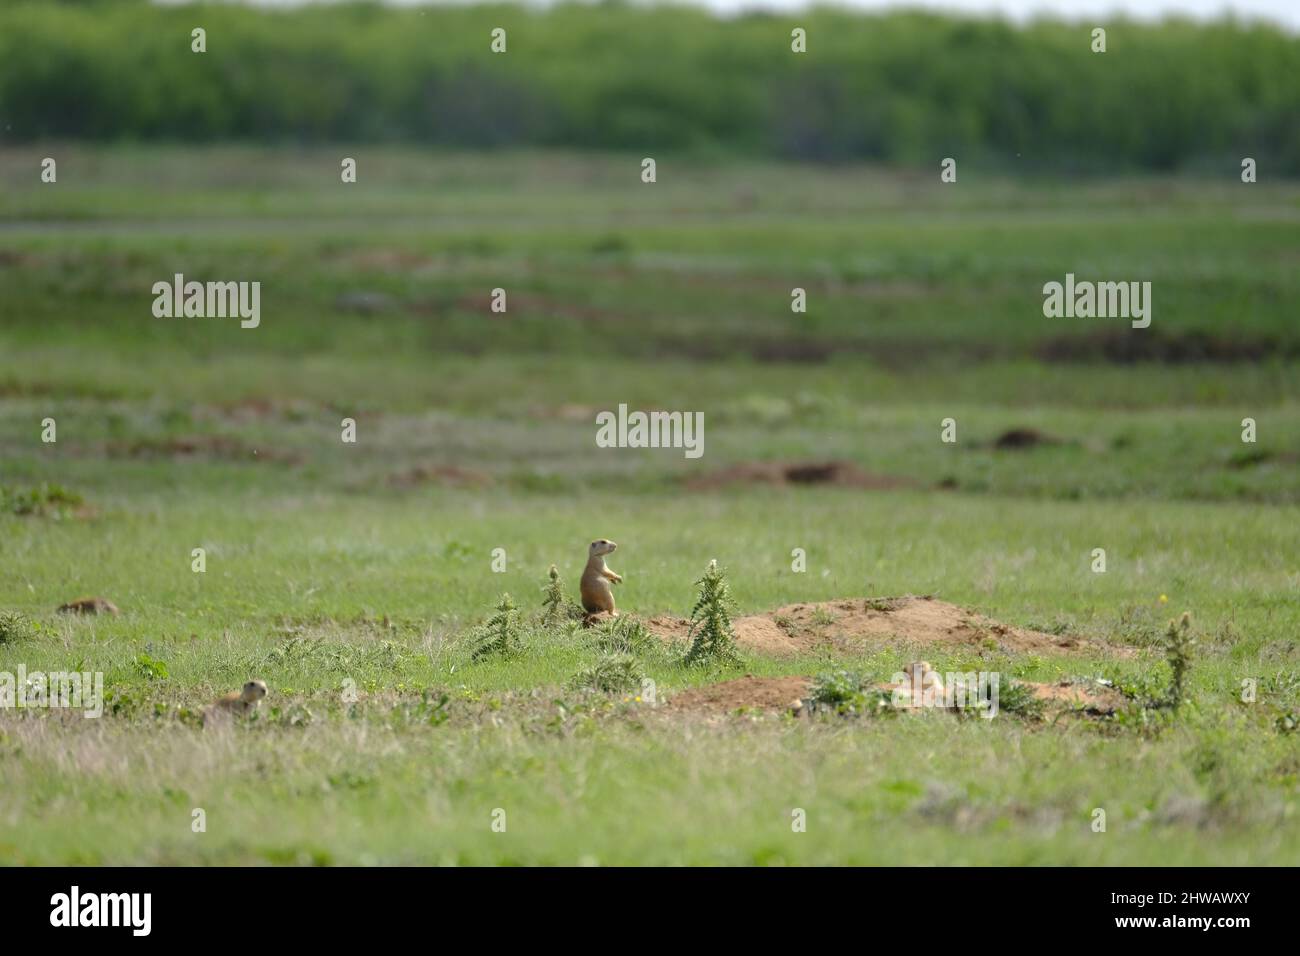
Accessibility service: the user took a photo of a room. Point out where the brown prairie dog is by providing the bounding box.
[903,661,944,694]
[58,596,119,616]
[580,539,621,616]
[205,679,268,724]
[887,661,944,707]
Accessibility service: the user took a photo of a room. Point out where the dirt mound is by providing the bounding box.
[1028,679,1127,714]
[684,461,910,491]
[537,403,601,422]
[646,612,798,655]
[748,341,835,363]
[993,428,1060,450]
[388,464,493,488]
[645,596,1126,657]
[104,435,302,464]
[203,397,321,422]
[1039,328,1295,364]
[667,676,810,714]
[1226,448,1298,470]
[664,675,1125,717]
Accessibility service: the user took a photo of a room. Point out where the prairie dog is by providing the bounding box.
[58,596,119,616]
[580,539,621,617]
[887,661,944,707]
[903,661,944,695]
[205,680,268,724]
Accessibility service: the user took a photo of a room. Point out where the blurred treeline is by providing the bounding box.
[3,0,1299,172]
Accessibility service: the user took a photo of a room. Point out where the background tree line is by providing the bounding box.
[4,0,1298,173]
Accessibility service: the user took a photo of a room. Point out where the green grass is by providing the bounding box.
[4,711,1295,866]
[0,147,1297,864]
[2,488,1296,864]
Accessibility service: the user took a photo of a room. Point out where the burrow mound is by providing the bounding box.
[667,675,1126,717]
[683,460,911,491]
[667,676,811,714]
[645,596,1126,658]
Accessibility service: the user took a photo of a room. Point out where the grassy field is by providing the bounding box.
[1,147,1298,865]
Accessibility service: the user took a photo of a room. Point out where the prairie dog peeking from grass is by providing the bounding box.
[580,539,621,622]
[58,596,119,616]
[204,679,268,725]
[903,661,943,694]
[889,661,944,707]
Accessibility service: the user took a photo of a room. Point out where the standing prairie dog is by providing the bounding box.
[580,539,621,618]
[204,679,268,724]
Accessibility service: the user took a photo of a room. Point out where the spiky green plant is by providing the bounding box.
[809,670,866,713]
[683,560,739,666]
[994,678,1046,719]
[1163,611,1195,709]
[0,610,37,644]
[540,564,581,627]
[809,670,892,717]
[471,593,521,662]
[569,652,644,694]
[1,483,84,518]
[593,614,656,655]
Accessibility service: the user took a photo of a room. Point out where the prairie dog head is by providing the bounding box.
[241,679,268,704]
[589,539,618,559]
[903,661,942,688]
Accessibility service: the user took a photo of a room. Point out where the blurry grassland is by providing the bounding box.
[1,388,1298,504]
[3,486,1297,650]
[1,147,1297,506]
[5,702,1294,868]
[4,704,1298,865]
[3,149,1296,364]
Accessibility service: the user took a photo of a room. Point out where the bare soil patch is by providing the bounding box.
[0,250,41,269]
[388,464,493,489]
[667,676,810,714]
[534,403,602,422]
[1226,448,1298,470]
[645,596,1127,657]
[684,461,911,491]
[103,435,303,465]
[1029,679,1127,715]
[748,340,836,363]
[993,428,1060,450]
[1039,328,1296,364]
[201,397,321,423]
